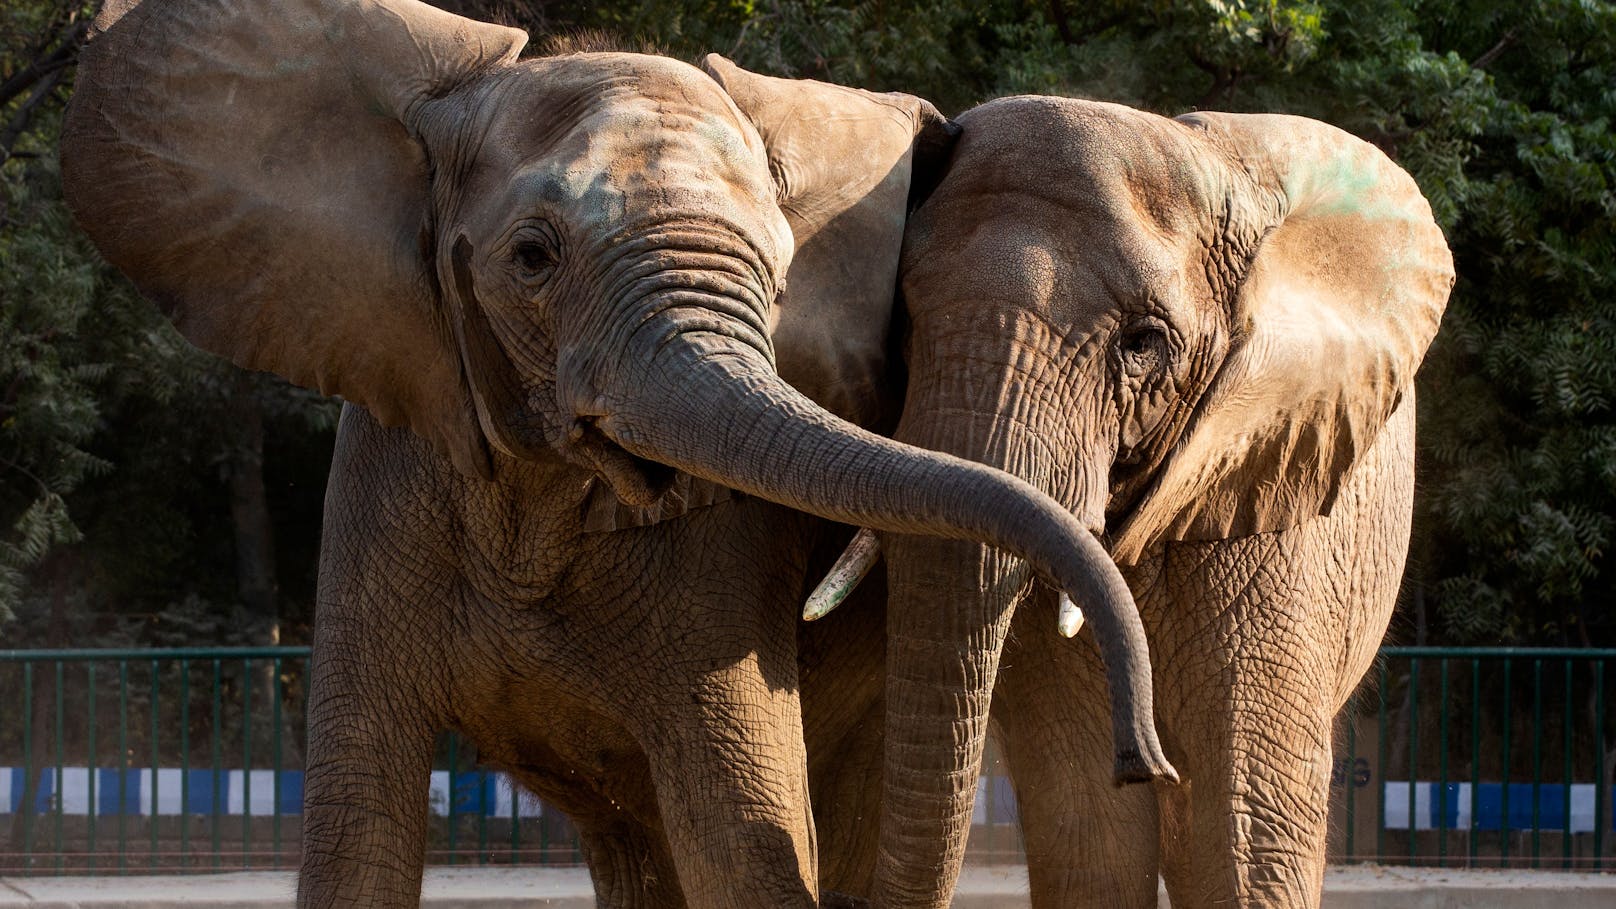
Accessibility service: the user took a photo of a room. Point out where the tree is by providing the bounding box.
[1,2,101,624]
[2,2,338,645]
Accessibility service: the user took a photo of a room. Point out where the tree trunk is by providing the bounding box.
[227,374,300,764]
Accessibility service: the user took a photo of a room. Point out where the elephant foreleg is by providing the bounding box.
[577,818,689,909]
[995,598,1161,909]
[1143,534,1338,908]
[801,573,888,900]
[1154,688,1333,908]
[1152,399,1414,908]
[640,660,821,909]
[298,644,439,908]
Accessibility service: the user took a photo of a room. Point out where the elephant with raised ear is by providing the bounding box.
[806,98,1452,907]
[61,1,1175,905]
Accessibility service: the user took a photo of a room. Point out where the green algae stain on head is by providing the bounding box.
[1283,138,1418,226]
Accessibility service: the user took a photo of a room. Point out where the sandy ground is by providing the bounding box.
[2,864,1615,907]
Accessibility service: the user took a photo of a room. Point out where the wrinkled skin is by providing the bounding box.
[61,3,1174,907]
[807,97,1453,908]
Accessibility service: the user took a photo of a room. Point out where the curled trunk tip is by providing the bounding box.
[1116,746,1178,786]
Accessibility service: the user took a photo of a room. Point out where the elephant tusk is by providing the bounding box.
[1057,592,1085,638]
[803,528,881,621]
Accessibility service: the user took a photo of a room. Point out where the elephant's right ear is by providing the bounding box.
[1109,114,1453,563]
[699,55,958,427]
[62,0,526,479]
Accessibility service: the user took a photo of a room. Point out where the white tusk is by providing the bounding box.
[803,528,881,621]
[1057,593,1085,638]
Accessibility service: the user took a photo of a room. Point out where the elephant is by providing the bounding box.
[802,96,1453,907]
[60,1,1175,907]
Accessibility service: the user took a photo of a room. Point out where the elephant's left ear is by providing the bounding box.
[1110,113,1454,564]
[700,55,957,428]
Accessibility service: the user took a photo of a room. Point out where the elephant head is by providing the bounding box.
[61,0,1174,814]
[810,97,1452,907]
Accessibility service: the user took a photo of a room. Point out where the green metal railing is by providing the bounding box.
[3,646,1613,875]
[0,648,582,874]
[1333,647,1615,869]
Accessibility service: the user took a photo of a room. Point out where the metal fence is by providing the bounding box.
[2,646,1612,875]
[0,647,582,874]
[1332,647,1614,869]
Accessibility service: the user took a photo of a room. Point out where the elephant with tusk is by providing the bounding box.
[60,1,1174,906]
[803,96,1452,909]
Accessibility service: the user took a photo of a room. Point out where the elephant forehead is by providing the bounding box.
[483,55,771,196]
[953,96,1226,237]
[457,55,784,246]
[906,169,1188,316]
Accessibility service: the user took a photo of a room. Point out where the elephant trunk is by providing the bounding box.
[595,326,1168,782]
[870,349,1154,908]
[875,535,1019,908]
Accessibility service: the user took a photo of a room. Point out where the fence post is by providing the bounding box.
[1562,659,1573,870]
[1595,660,1607,871]
[149,660,159,871]
[53,660,63,874]
[272,656,283,870]
[1377,660,1388,863]
[1439,658,1450,867]
[117,661,128,872]
[87,663,97,873]
[1471,657,1481,867]
[1532,658,1542,867]
[1409,658,1420,865]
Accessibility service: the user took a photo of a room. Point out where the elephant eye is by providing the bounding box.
[1118,319,1170,377]
[512,239,557,277]
[506,219,562,286]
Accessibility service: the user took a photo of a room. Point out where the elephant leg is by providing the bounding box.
[801,564,887,900]
[298,639,439,908]
[1151,401,1414,909]
[639,657,820,909]
[995,596,1160,909]
[1153,656,1334,909]
[1143,536,1337,909]
[497,754,687,909]
[577,818,688,909]
[808,693,884,898]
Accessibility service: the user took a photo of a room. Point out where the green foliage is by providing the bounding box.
[2,3,337,641]
[0,113,106,621]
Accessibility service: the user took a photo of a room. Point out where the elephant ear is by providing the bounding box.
[700,54,957,428]
[61,0,527,480]
[1109,113,1453,564]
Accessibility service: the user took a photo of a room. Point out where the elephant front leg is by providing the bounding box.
[995,601,1161,909]
[639,658,821,909]
[1156,695,1333,909]
[1146,551,1337,909]
[298,640,439,908]
[577,818,689,909]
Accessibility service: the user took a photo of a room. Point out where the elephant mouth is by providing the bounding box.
[564,417,678,507]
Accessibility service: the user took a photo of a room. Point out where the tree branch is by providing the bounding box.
[0,69,68,163]
[1187,45,1239,108]
[0,17,89,110]
[1470,29,1518,70]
